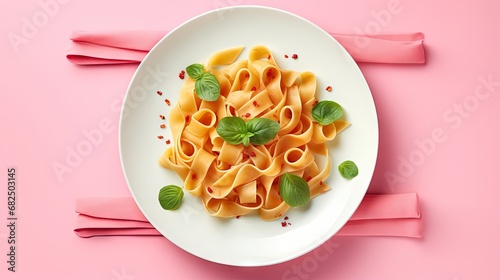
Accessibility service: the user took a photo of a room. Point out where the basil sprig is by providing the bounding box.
[216,116,254,146]
[338,160,359,179]
[186,64,205,79]
[246,118,280,145]
[279,172,311,207]
[216,116,279,147]
[186,63,220,101]
[158,185,184,210]
[312,100,343,125]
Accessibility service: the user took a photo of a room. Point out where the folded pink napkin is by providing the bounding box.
[66,30,425,65]
[74,193,422,238]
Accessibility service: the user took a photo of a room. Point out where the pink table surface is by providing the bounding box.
[1,0,499,279]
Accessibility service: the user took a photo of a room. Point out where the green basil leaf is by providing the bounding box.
[246,118,280,145]
[279,172,310,207]
[158,185,184,210]
[195,73,220,101]
[186,63,205,80]
[216,116,251,146]
[311,100,343,125]
[338,160,359,179]
[241,136,251,147]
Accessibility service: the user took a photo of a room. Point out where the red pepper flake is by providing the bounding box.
[242,152,249,160]
[191,173,197,180]
[179,70,185,79]
[320,181,324,185]
[284,54,289,58]
[292,54,298,59]
[165,99,171,106]
[166,139,171,145]
[251,86,256,91]
[185,115,190,123]
[312,100,319,106]
[159,114,166,120]
[236,215,241,219]
[252,100,259,107]
[157,90,163,96]
[249,151,256,157]
[267,54,271,60]
[325,86,333,92]
[207,187,213,193]
[305,176,312,182]
[266,68,273,78]
[157,135,164,139]
[243,113,251,118]
[160,124,166,129]
[280,216,292,228]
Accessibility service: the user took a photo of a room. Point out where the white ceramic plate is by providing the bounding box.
[119,5,378,266]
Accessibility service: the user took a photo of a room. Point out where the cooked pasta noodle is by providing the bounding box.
[159,45,350,220]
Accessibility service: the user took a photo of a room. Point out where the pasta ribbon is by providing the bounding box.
[159,45,349,220]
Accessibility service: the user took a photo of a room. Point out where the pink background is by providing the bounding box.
[1,0,499,279]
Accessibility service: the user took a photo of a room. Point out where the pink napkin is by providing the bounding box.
[74,193,422,238]
[66,30,425,65]
[69,30,424,239]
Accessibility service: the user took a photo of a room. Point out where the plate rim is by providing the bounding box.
[118,4,379,267]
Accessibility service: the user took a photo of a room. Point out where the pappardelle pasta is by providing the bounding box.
[159,45,350,220]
